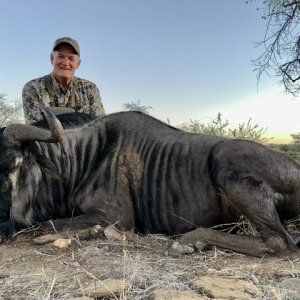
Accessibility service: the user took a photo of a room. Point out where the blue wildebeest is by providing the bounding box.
[0,108,299,257]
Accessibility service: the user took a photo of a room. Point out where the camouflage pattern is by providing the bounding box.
[22,73,105,124]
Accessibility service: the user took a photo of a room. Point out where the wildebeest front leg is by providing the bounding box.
[179,227,272,257]
[40,212,113,233]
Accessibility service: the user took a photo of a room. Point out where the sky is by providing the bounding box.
[0,0,299,143]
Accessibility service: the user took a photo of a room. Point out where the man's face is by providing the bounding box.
[50,44,81,82]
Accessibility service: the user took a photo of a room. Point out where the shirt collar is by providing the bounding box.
[50,72,75,94]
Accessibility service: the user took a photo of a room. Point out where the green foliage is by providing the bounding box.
[123,99,152,114]
[279,144,289,152]
[269,143,300,162]
[0,93,23,127]
[178,113,271,144]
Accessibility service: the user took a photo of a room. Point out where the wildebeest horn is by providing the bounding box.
[3,108,65,145]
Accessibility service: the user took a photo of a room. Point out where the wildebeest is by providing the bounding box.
[0,112,96,236]
[0,108,299,257]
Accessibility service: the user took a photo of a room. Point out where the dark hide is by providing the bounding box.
[0,113,95,223]
[34,112,96,129]
[0,111,299,257]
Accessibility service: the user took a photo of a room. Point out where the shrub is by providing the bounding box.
[178,113,271,144]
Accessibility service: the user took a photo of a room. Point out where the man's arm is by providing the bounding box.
[89,85,105,117]
[22,83,44,124]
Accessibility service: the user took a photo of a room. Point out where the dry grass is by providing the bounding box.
[0,222,300,300]
[212,215,259,236]
[285,217,300,236]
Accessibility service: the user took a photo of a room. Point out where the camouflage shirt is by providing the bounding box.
[22,73,105,124]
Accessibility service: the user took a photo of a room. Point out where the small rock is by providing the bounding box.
[66,297,94,300]
[90,224,103,236]
[249,274,260,285]
[193,276,260,299]
[83,278,130,298]
[53,238,72,249]
[104,226,126,242]
[194,241,207,251]
[280,278,300,300]
[71,261,80,267]
[151,289,207,300]
[170,241,194,255]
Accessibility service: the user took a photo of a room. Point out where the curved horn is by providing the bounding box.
[3,108,65,145]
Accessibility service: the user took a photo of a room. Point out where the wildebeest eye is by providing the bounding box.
[0,175,10,193]
[0,181,9,192]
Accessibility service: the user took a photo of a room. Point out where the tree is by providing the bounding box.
[0,93,23,127]
[291,131,300,143]
[251,0,300,95]
[123,99,152,114]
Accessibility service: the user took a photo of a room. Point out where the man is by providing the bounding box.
[22,37,105,124]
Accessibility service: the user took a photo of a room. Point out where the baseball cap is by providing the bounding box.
[52,37,80,56]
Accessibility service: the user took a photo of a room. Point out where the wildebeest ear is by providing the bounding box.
[35,154,65,181]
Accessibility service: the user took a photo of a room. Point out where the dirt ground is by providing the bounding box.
[0,228,299,300]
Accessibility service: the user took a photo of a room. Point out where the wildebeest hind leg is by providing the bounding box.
[219,179,298,254]
[179,227,271,257]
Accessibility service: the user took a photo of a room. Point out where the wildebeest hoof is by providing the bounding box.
[292,234,300,246]
[170,241,194,255]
